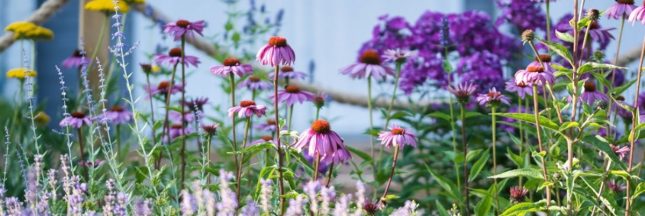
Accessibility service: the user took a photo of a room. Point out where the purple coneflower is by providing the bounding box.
[476,88,510,106]
[509,186,529,202]
[146,81,184,97]
[240,75,272,91]
[271,66,307,80]
[447,82,477,104]
[276,85,314,106]
[99,105,131,124]
[585,22,615,48]
[256,36,296,66]
[340,49,393,80]
[228,100,267,118]
[169,124,191,139]
[505,79,533,99]
[610,144,630,160]
[210,57,253,77]
[527,54,554,74]
[382,49,417,64]
[169,111,195,123]
[293,120,351,164]
[182,97,209,112]
[202,124,218,135]
[606,0,636,20]
[59,112,92,128]
[514,65,554,86]
[62,49,89,69]
[629,1,645,24]
[580,81,608,105]
[154,48,200,68]
[377,125,417,148]
[164,19,206,40]
[256,119,279,132]
[251,135,276,146]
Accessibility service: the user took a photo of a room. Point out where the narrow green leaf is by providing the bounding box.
[540,40,574,67]
[346,145,372,162]
[469,151,490,182]
[489,168,544,180]
[496,113,558,130]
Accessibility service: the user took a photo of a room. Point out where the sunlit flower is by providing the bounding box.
[6,68,36,80]
[210,57,253,77]
[164,19,206,41]
[580,81,608,105]
[5,21,53,40]
[228,100,267,118]
[378,125,417,148]
[293,120,351,164]
[84,0,129,13]
[145,81,184,97]
[447,82,477,104]
[514,65,554,86]
[509,186,528,202]
[505,79,533,99]
[629,1,645,24]
[275,85,314,106]
[606,0,636,20]
[62,49,89,69]
[340,49,393,80]
[476,87,510,106]
[240,75,272,91]
[256,36,296,66]
[610,144,630,160]
[98,105,132,124]
[270,66,307,80]
[154,48,200,68]
[382,49,417,64]
[59,112,92,128]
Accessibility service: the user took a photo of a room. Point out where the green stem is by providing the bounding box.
[273,65,286,214]
[532,85,552,213]
[287,105,294,132]
[325,163,334,187]
[546,0,551,42]
[367,76,377,184]
[379,145,400,205]
[384,63,402,129]
[315,107,320,120]
[625,34,645,216]
[491,106,499,214]
[448,98,461,190]
[236,117,252,198]
[205,135,213,185]
[518,97,524,187]
[146,73,158,148]
[313,152,321,181]
[157,63,179,168]
[460,103,469,216]
[229,73,241,202]
[179,37,188,190]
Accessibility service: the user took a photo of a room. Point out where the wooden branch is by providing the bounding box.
[0,0,69,52]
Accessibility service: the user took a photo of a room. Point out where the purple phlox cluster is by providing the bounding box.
[495,0,546,32]
[456,51,505,91]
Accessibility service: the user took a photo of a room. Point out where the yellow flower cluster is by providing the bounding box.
[5,21,53,40]
[6,68,37,80]
[85,0,130,13]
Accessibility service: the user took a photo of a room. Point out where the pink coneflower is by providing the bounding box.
[378,125,417,148]
[98,105,131,124]
[505,79,533,99]
[239,75,272,91]
[275,85,314,106]
[202,124,219,135]
[585,22,615,47]
[610,144,630,160]
[527,54,554,74]
[145,81,183,97]
[168,124,191,139]
[293,120,351,164]
[256,119,279,132]
[210,57,253,77]
[447,82,477,104]
[580,81,608,105]
[251,135,276,146]
[62,49,89,69]
[164,19,206,41]
[476,88,510,106]
[228,100,267,118]
[340,49,393,80]
[629,1,645,24]
[154,48,200,68]
[382,49,417,64]
[256,36,296,66]
[59,112,92,128]
[514,66,554,86]
[182,97,209,112]
[606,0,636,20]
[509,186,529,202]
[270,66,307,80]
[169,111,195,123]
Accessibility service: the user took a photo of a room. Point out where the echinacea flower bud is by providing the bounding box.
[587,9,601,21]
[509,186,529,202]
[202,124,219,135]
[363,202,379,215]
[140,64,153,74]
[521,29,535,43]
[313,95,325,108]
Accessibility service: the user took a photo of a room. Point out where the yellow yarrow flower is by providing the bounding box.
[34,111,51,126]
[6,68,37,80]
[85,0,130,13]
[5,21,53,40]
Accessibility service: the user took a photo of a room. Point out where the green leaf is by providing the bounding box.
[489,168,544,180]
[435,200,450,216]
[582,136,627,170]
[474,188,493,216]
[425,164,460,201]
[555,30,574,43]
[496,113,558,130]
[428,112,452,122]
[611,80,636,95]
[501,202,540,216]
[559,121,579,131]
[469,151,489,182]
[346,145,372,163]
[241,142,274,154]
[540,40,574,67]
[578,62,624,75]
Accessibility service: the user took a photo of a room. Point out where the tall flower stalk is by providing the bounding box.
[377,125,416,205]
[624,34,645,216]
[179,37,188,190]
